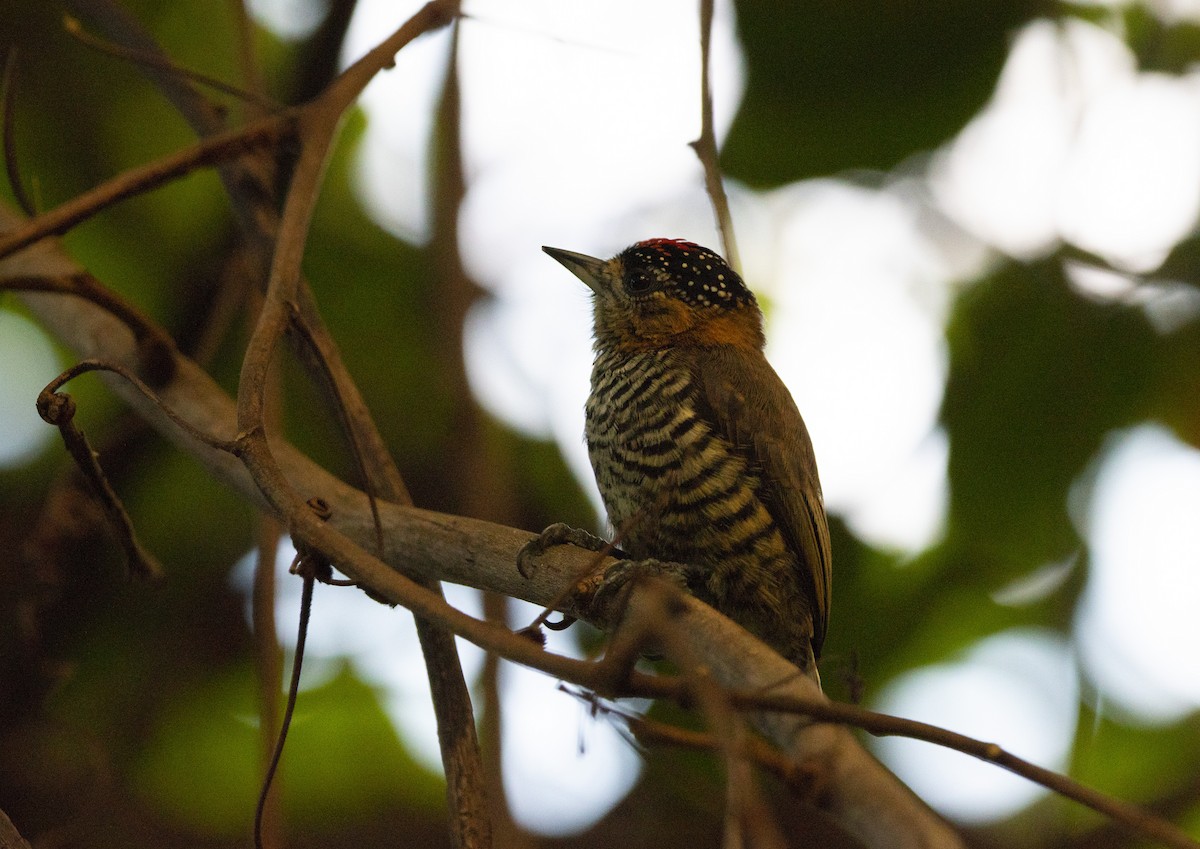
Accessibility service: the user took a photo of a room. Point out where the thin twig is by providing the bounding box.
[717,689,1200,849]
[64,13,280,112]
[2,49,36,216]
[35,369,163,581]
[286,313,387,553]
[1,272,176,384]
[13,201,1198,849]
[689,0,739,273]
[576,692,817,799]
[0,115,288,261]
[254,553,316,849]
[40,359,237,455]
[251,515,285,849]
[620,710,816,798]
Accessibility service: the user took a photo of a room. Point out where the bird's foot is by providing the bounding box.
[585,558,704,662]
[517,523,621,635]
[516,522,617,579]
[591,557,699,618]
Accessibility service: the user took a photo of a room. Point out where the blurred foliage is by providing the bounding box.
[2,1,1200,849]
[130,664,442,834]
[1118,2,1200,72]
[723,0,1048,184]
[943,259,1157,577]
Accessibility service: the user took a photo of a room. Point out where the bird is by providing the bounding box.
[535,238,832,680]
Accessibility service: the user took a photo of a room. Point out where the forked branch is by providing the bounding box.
[10,188,1200,848]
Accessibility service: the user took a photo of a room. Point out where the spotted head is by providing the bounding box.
[543,238,763,352]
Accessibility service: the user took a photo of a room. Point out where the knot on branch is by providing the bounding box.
[35,362,163,581]
[36,387,75,425]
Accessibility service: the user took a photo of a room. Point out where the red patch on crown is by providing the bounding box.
[632,238,705,254]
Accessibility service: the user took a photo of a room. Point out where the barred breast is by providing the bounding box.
[584,348,801,637]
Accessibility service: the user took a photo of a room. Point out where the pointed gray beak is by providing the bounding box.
[542,246,607,294]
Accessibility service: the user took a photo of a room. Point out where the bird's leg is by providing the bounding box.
[516,522,621,579]
[517,522,625,634]
[587,558,710,666]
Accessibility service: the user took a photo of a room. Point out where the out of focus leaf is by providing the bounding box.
[942,258,1156,578]
[131,664,261,834]
[277,664,445,824]
[1069,705,1200,813]
[1120,3,1200,72]
[131,662,438,835]
[723,0,1046,185]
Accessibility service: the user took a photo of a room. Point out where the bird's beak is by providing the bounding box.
[542,246,607,294]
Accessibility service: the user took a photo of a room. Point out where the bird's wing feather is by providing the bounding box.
[692,347,832,655]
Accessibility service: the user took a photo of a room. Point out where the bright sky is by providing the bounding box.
[0,311,61,466]
[3,0,1200,834]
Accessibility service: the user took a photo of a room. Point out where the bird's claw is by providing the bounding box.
[592,557,694,613]
[517,522,613,578]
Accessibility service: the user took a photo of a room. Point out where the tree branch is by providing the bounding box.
[8,200,1199,849]
[689,0,739,273]
[3,200,959,849]
[0,808,32,849]
[214,6,490,847]
[49,5,486,845]
[0,115,287,261]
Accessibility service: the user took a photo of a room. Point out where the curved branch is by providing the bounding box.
[2,48,36,217]
[53,5,484,846]
[5,199,956,848]
[9,202,1199,849]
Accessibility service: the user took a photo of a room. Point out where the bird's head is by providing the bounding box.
[543,239,765,353]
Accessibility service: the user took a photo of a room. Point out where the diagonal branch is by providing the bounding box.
[35,365,163,581]
[0,115,287,261]
[4,199,958,849]
[52,4,484,845]
[63,13,280,111]
[0,807,33,849]
[9,203,1200,849]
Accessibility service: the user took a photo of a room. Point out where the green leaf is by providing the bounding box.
[942,258,1156,576]
[131,662,441,835]
[723,0,1045,185]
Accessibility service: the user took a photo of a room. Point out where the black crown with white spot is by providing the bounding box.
[619,239,755,309]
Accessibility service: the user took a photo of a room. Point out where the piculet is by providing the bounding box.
[542,238,832,680]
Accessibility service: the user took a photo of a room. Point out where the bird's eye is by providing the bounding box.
[625,270,655,294]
